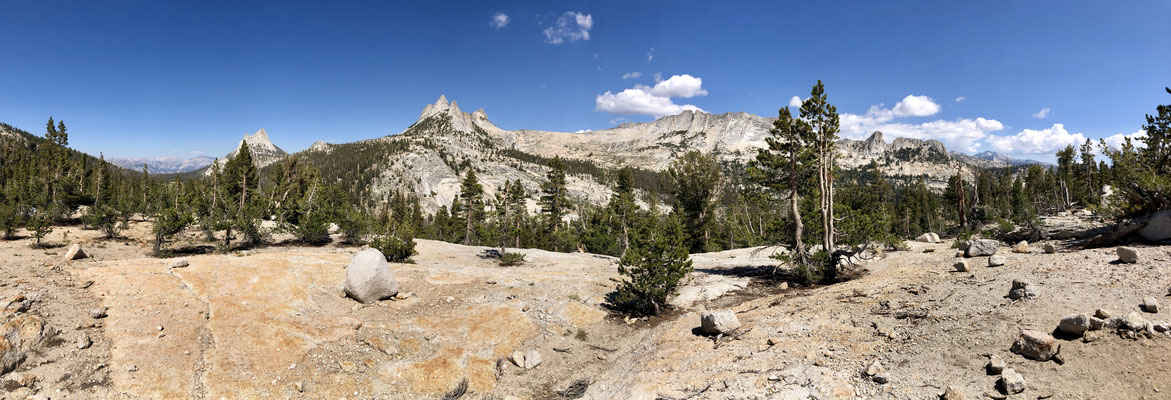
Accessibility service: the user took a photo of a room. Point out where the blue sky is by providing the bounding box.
[1,1,1168,161]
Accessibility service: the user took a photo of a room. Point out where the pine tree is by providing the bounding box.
[457,169,484,245]
[802,81,841,259]
[668,151,722,253]
[540,157,571,251]
[751,105,816,263]
[612,214,692,316]
[219,142,264,247]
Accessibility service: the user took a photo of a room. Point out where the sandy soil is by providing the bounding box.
[1,221,1169,400]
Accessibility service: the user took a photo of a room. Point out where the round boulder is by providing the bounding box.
[966,239,1000,257]
[700,310,741,335]
[343,249,401,304]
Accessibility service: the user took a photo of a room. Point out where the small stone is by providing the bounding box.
[1117,247,1138,263]
[1010,330,1058,361]
[1052,353,1065,365]
[987,354,1006,374]
[966,239,1000,257]
[1142,296,1159,313]
[871,373,888,384]
[1057,314,1091,336]
[778,282,789,290]
[1088,317,1105,331]
[997,368,1026,394]
[294,381,304,392]
[510,351,525,368]
[522,350,542,369]
[444,296,455,303]
[1043,243,1056,254]
[988,255,1006,267]
[1094,308,1111,319]
[940,386,966,400]
[91,307,108,319]
[1007,280,1037,300]
[767,337,781,346]
[1124,312,1150,330]
[77,333,92,349]
[1153,322,1170,333]
[953,260,970,272]
[865,359,885,376]
[156,325,164,331]
[1082,331,1100,343]
[126,365,138,372]
[700,310,741,335]
[1012,241,1029,253]
[955,251,965,258]
[767,375,781,381]
[170,258,189,268]
[65,244,87,260]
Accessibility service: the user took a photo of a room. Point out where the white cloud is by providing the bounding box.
[543,12,592,44]
[1032,107,1051,119]
[646,47,654,62]
[595,74,708,117]
[984,124,1086,155]
[653,72,662,83]
[839,101,1004,152]
[788,96,802,107]
[1103,129,1147,150]
[490,12,510,29]
[575,129,592,133]
[621,71,642,80]
[892,95,941,117]
[955,96,966,102]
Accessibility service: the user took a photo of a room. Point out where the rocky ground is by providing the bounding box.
[1,219,1169,400]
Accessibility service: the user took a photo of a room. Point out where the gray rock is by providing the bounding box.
[510,351,525,368]
[343,249,401,304]
[1088,317,1105,331]
[1153,322,1170,333]
[1117,247,1138,264]
[916,233,940,243]
[1138,209,1171,241]
[966,239,1000,257]
[65,244,87,260]
[522,349,542,369]
[953,260,970,272]
[90,307,108,319]
[1010,330,1058,361]
[865,359,885,376]
[987,354,1006,374]
[1142,296,1159,313]
[1007,280,1037,300]
[1057,314,1090,336]
[998,368,1026,394]
[77,333,92,349]
[1111,312,1149,331]
[700,310,741,334]
[871,373,888,384]
[1043,243,1056,254]
[170,258,189,268]
[1094,308,1111,319]
[988,255,1006,267]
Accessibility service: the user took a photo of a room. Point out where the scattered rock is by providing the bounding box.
[77,333,92,349]
[872,373,889,384]
[1153,322,1170,333]
[1082,331,1100,343]
[987,354,1006,374]
[865,360,885,376]
[1012,241,1029,253]
[700,310,741,335]
[1058,314,1091,336]
[953,260,970,272]
[90,307,107,319]
[1010,330,1058,361]
[170,258,189,268]
[343,248,401,304]
[966,239,1000,257]
[940,386,966,400]
[1094,308,1111,319]
[522,350,543,369]
[510,351,525,368]
[126,364,138,372]
[1107,312,1149,331]
[64,244,87,260]
[998,368,1026,394]
[1116,247,1138,264]
[0,314,47,375]
[988,255,1006,267]
[1043,243,1056,254]
[1007,280,1037,300]
[1088,317,1105,331]
[766,337,781,346]
[954,251,965,258]
[916,233,941,243]
[1142,296,1159,313]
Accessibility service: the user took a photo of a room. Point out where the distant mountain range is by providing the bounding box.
[949,150,1050,168]
[108,155,215,174]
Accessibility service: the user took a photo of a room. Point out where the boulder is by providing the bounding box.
[1117,247,1138,263]
[998,368,1026,394]
[343,249,401,304]
[1010,330,1058,361]
[1043,243,1056,254]
[510,351,525,368]
[1012,241,1029,253]
[987,354,1006,374]
[90,307,108,319]
[1142,296,1159,313]
[916,233,940,243]
[1088,317,1105,331]
[522,350,543,369]
[1108,312,1149,331]
[1138,209,1171,241]
[953,261,970,272]
[170,258,189,268]
[1057,314,1090,336]
[966,239,999,257]
[64,244,87,261]
[700,310,741,335]
[1007,280,1037,300]
[988,255,1006,267]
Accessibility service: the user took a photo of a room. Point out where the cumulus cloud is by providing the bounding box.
[788,96,802,107]
[839,101,1004,152]
[490,12,510,29]
[1102,129,1147,150]
[892,95,941,117]
[984,124,1087,155]
[595,74,707,117]
[621,71,642,80]
[543,12,592,44]
[1032,107,1051,118]
[955,96,966,102]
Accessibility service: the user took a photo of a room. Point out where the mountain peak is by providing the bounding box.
[241,128,278,152]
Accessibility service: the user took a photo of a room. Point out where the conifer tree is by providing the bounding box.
[802,81,841,257]
[540,157,570,251]
[752,105,815,263]
[612,214,692,316]
[219,142,263,247]
[668,151,722,253]
[457,169,484,245]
